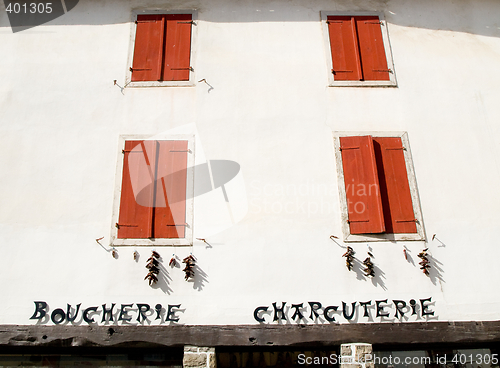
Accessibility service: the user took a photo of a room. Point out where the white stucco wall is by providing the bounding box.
[0,0,500,326]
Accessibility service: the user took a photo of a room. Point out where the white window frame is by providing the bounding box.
[321,11,397,87]
[125,9,198,88]
[333,131,425,242]
[111,135,195,246]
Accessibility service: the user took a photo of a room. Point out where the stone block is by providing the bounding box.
[183,353,207,368]
[184,346,199,353]
[341,345,353,356]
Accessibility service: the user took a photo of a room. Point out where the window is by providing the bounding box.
[112,137,194,246]
[334,133,424,242]
[322,12,396,86]
[127,12,196,87]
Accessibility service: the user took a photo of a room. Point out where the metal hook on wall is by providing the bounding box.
[198,78,214,93]
[330,235,347,249]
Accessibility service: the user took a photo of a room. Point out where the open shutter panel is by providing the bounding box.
[117,141,154,238]
[340,136,385,234]
[327,16,363,81]
[162,14,193,81]
[355,16,390,81]
[131,15,165,82]
[372,137,417,233]
[153,140,188,238]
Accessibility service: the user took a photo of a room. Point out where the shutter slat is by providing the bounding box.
[340,136,385,234]
[327,16,362,81]
[131,15,165,82]
[355,16,390,81]
[153,140,188,238]
[162,14,193,81]
[117,141,154,238]
[372,137,417,233]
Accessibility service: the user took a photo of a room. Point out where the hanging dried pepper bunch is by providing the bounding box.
[342,246,355,271]
[182,254,196,281]
[145,250,161,286]
[169,255,177,267]
[363,257,375,277]
[418,248,430,276]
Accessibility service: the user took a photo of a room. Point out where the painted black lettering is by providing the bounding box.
[376,300,390,317]
[101,303,115,323]
[155,304,162,320]
[254,306,268,323]
[66,304,81,322]
[118,304,133,322]
[342,301,356,320]
[359,301,372,318]
[272,302,287,321]
[51,308,66,324]
[308,302,322,319]
[166,304,181,322]
[30,301,48,320]
[83,306,98,323]
[136,303,150,323]
[291,304,304,320]
[393,300,407,319]
[324,306,338,322]
[420,297,434,316]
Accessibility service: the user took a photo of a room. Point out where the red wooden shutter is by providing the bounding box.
[340,136,385,234]
[153,140,188,238]
[162,14,193,81]
[117,141,155,238]
[131,15,165,82]
[355,16,390,81]
[327,16,363,81]
[372,137,417,233]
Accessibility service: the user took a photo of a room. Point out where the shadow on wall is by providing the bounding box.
[1,0,499,38]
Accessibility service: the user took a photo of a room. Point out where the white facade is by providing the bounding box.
[1,0,500,329]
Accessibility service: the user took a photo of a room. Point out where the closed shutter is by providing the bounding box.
[162,14,193,81]
[355,16,390,81]
[132,14,165,82]
[372,137,417,233]
[153,140,188,238]
[340,136,385,234]
[327,16,363,81]
[117,141,154,238]
[131,15,165,82]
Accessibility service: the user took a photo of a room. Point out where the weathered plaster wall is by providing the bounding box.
[0,0,499,326]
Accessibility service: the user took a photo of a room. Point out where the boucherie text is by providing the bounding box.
[30,301,182,325]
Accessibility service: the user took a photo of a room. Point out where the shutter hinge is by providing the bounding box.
[395,219,419,224]
[171,67,194,72]
[178,21,196,25]
[386,147,406,151]
[373,69,393,74]
[326,20,344,24]
[122,149,143,153]
[364,21,383,25]
[340,146,360,151]
[332,69,354,74]
[166,223,190,227]
[116,223,139,229]
[130,67,152,72]
[170,149,192,153]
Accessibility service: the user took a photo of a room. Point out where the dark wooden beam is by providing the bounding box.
[1,322,500,348]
